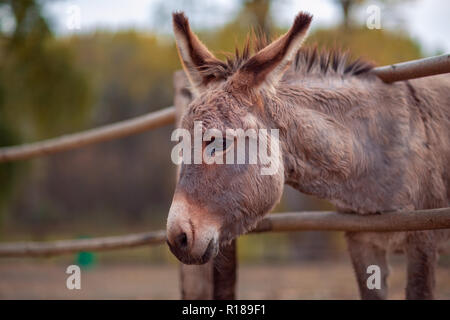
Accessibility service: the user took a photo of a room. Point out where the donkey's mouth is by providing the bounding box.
[167,237,219,265]
[200,238,218,262]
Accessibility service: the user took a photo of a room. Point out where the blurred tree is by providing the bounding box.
[239,0,272,36]
[334,0,364,29]
[0,81,20,231]
[0,0,92,140]
[0,0,92,232]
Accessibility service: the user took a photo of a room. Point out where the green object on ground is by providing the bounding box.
[76,235,96,269]
[77,251,96,268]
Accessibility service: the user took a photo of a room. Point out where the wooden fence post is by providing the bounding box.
[173,71,237,300]
[213,239,237,300]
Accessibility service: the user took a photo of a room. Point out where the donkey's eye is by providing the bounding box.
[205,137,233,157]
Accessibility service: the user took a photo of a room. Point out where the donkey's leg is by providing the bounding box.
[346,232,389,300]
[405,231,438,300]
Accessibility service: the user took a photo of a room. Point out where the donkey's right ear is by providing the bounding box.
[232,12,312,91]
[173,12,224,96]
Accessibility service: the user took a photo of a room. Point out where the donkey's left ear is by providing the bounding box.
[173,12,225,96]
[234,12,312,90]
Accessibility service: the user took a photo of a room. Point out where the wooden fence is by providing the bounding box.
[0,55,450,299]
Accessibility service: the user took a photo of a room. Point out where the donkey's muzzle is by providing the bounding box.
[166,192,220,264]
[167,236,218,265]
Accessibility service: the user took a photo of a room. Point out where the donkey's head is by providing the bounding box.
[167,12,312,264]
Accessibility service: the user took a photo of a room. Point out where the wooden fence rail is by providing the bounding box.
[1,208,449,258]
[0,106,175,163]
[0,231,167,257]
[372,53,450,83]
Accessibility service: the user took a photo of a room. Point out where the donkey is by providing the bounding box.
[166,11,450,299]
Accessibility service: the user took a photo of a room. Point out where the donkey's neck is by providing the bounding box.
[281,74,377,118]
[267,74,384,212]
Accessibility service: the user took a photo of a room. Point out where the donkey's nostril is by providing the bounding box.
[176,232,188,249]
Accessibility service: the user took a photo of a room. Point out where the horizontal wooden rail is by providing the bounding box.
[372,54,450,83]
[0,55,449,164]
[0,231,167,257]
[252,207,450,233]
[1,207,449,257]
[0,106,176,163]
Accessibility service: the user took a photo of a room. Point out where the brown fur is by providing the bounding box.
[168,11,450,299]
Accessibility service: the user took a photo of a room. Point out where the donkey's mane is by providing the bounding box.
[201,34,374,81]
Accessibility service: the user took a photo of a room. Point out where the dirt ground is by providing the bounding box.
[1,260,449,299]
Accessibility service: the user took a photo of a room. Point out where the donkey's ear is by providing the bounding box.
[235,12,312,90]
[173,12,224,95]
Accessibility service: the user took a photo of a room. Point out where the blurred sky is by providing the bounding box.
[43,0,450,55]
